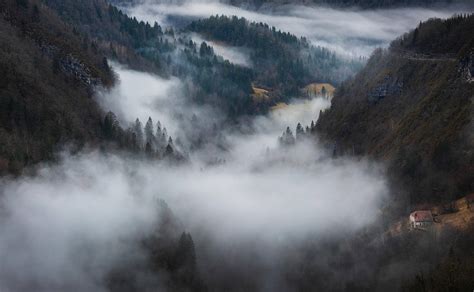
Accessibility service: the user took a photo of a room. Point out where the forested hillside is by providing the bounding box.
[227,0,474,9]
[188,15,362,96]
[40,0,165,72]
[0,0,263,173]
[38,0,255,116]
[278,17,474,290]
[316,14,474,208]
[112,0,474,9]
[0,0,184,174]
[0,0,117,174]
[1,1,473,291]
[43,0,363,118]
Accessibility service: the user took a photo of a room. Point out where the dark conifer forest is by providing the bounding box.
[0,0,473,291]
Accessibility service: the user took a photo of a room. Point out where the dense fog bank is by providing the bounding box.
[0,66,389,291]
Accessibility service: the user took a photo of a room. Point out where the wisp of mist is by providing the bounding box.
[120,0,469,56]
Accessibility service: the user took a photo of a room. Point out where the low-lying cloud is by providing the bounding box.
[0,66,388,291]
[120,0,470,56]
[0,154,159,291]
[97,63,222,147]
[97,63,183,134]
[190,33,252,67]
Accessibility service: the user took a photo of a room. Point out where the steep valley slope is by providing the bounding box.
[0,0,116,174]
[316,14,474,210]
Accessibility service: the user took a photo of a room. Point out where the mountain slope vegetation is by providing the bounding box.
[37,1,292,116]
[0,0,186,174]
[42,0,363,118]
[0,0,117,174]
[316,14,474,207]
[226,0,474,9]
[0,2,473,292]
[40,0,164,72]
[112,0,474,9]
[188,15,362,95]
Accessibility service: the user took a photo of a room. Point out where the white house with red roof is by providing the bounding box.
[409,210,434,229]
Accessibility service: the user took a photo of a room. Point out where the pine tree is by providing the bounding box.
[321,86,327,98]
[145,142,153,155]
[162,127,168,141]
[279,126,295,146]
[165,137,174,156]
[412,28,419,45]
[199,42,213,57]
[145,117,155,147]
[102,57,110,73]
[133,118,144,148]
[156,121,162,134]
[103,111,119,140]
[175,232,197,280]
[296,123,304,140]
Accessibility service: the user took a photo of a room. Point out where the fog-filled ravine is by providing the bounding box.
[1,0,473,290]
[0,64,387,291]
[118,0,470,57]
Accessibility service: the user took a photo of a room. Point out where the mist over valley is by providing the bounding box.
[0,0,473,291]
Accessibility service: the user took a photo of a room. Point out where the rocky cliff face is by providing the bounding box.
[316,15,474,208]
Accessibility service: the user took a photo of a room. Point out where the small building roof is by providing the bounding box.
[410,210,433,222]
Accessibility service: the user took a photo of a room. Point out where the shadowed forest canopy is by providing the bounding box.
[0,1,473,291]
[0,0,186,174]
[225,0,474,9]
[188,15,363,92]
[40,0,364,116]
[111,0,474,9]
[316,14,474,207]
[0,0,116,174]
[40,0,165,72]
